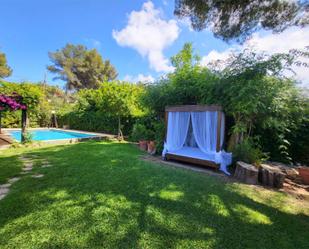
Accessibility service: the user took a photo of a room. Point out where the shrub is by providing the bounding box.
[232,138,268,166]
[153,121,165,154]
[131,123,154,141]
[22,131,33,144]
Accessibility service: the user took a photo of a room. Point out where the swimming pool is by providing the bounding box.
[8,129,98,142]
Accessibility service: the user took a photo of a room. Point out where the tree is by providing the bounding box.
[174,0,309,42]
[60,81,145,138]
[0,51,12,78]
[47,44,118,91]
[142,43,218,115]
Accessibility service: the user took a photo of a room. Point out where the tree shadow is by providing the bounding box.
[0,141,308,249]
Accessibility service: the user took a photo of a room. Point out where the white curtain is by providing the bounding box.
[163,112,190,156]
[191,111,232,175]
[220,113,225,148]
[191,111,218,154]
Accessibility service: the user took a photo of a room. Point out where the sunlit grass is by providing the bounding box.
[0,141,308,249]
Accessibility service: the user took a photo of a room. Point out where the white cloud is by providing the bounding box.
[201,27,309,87]
[123,74,155,83]
[200,49,234,66]
[112,1,180,73]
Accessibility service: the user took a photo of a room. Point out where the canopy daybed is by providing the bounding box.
[162,105,232,174]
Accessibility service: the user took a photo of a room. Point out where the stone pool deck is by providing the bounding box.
[0,133,13,149]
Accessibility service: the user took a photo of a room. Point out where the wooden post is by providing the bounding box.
[164,111,168,142]
[216,111,222,152]
[21,109,27,143]
[0,111,2,134]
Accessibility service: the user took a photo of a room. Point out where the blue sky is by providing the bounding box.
[1,0,308,88]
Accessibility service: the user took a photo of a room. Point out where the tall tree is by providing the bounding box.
[175,0,309,42]
[47,44,118,91]
[0,51,12,78]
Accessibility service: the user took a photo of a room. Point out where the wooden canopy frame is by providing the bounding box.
[164,105,224,169]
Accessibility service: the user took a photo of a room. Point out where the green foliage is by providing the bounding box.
[0,51,12,78]
[232,138,268,166]
[143,43,309,165]
[59,81,145,135]
[0,82,72,129]
[175,0,309,42]
[21,131,33,144]
[142,43,218,116]
[152,120,165,154]
[131,123,154,141]
[48,44,118,91]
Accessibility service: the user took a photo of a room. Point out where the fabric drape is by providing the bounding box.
[191,111,218,154]
[163,111,191,155]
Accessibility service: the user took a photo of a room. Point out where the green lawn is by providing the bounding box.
[0,141,308,249]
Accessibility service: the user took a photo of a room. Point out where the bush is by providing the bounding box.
[22,131,33,144]
[153,121,165,154]
[232,138,268,166]
[131,123,154,141]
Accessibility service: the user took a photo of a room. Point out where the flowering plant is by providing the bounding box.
[0,93,27,111]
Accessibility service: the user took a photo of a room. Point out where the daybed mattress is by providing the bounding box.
[167,146,216,162]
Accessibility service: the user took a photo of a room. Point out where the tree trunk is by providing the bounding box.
[117,116,123,141]
[234,161,259,185]
[21,109,27,143]
[258,164,286,188]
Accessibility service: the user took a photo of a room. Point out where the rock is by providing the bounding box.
[0,188,9,195]
[32,174,44,178]
[8,177,20,183]
[24,162,33,167]
[234,161,259,185]
[42,164,52,168]
[284,168,299,180]
[22,167,32,171]
[0,183,11,188]
[259,164,286,188]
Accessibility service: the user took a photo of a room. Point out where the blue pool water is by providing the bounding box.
[8,129,97,142]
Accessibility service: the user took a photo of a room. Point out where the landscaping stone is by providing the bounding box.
[0,183,12,188]
[32,174,44,178]
[8,177,21,184]
[24,162,33,167]
[234,161,259,184]
[22,167,33,171]
[0,187,9,195]
[42,164,52,168]
[19,156,31,161]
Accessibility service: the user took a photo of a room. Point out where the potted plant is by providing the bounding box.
[147,140,156,155]
[298,166,309,185]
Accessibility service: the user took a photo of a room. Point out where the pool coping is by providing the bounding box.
[1,128,116,146]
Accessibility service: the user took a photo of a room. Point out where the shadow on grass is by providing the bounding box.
[0,141,308,249]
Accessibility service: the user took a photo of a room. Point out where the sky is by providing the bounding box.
[0,0,308,88]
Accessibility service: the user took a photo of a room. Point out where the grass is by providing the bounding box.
[0,152,23,184]
[0,140,308,249]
